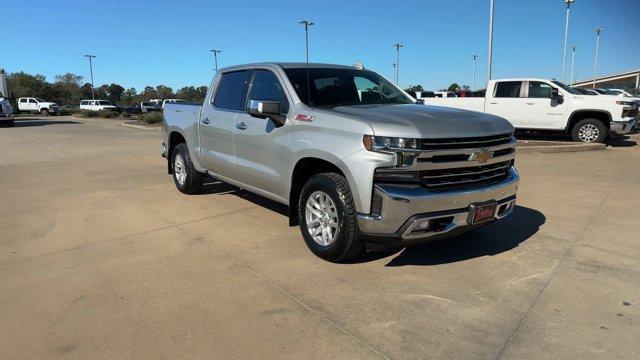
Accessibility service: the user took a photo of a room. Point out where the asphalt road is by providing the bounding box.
[1,117,638,359]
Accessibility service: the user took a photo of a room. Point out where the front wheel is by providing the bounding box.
[40,108,49,116]
[572,119,606,143]
[171,143,205,194]
[298,173,364,262]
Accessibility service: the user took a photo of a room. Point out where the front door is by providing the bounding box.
[27,98,38,111]
[485,81,525,128]
[233,68,291,199]
[521,81,567,129]
[199,69,250,178]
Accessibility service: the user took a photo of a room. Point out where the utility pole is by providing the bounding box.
[393,43,403,85]
[84,55,96,100]
[561,0,575,83]
[570,45,577,86]
[487,0,495,83]
[210,49,222,71]
[593,26,603,88]
[391,63,397,83]
[299,20,314,63]
[472,54,478,90]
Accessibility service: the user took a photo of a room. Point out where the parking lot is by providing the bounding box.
[0,117,638,359]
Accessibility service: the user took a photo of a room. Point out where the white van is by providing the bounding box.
[79,99,117,111]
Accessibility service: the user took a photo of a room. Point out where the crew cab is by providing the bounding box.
[79,99,118,111]
[17,97,59,116]
[423,78,637,143]
[163,63,519,261]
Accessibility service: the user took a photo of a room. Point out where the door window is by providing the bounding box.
[213,70,250,111]
[20,98,27,103]
[28,99,37,103]
[494,81,522,98]
[247,70,289,114]
[527,82,553,98]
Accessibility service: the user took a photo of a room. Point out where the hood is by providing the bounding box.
[570,94,638,106]
[328,104,514,139]
[41,102,58,107]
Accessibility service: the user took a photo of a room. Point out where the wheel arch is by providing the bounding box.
[167,131,187,174]
[566,110,612,133]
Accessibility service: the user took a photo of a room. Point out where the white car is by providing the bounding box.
[161,99,186,109]
[424,78,637,143]
[140,101,162,113]
[79,99,117,111]
[17,97,59,116]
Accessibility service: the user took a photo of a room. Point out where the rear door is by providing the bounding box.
[485,81,525,128]
[521,81,567,129]
[233,68,291,199]
[199,69,251,178]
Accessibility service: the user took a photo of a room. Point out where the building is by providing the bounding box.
[572,69,640,90]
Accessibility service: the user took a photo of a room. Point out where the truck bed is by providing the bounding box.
[423,97,485,113]
[163,103,202,131]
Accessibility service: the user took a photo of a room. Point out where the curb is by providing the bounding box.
[121,121,162,131]
[516,143,605,153]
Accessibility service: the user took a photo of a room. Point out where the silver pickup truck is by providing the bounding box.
[163,62,519,261]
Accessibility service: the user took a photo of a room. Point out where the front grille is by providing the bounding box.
[418,133,513,150]
[420,160,512,191]
[622,109,638,118]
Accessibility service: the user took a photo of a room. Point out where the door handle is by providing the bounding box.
[236,122,247,130]
[525,102,534,105]
[489,102,498,105]
[201,118,210,124]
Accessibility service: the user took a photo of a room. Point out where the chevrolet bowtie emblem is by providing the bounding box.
[469,149,493,163]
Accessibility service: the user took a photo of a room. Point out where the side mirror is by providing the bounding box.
[549,88,560,99]
[247,99,286,126]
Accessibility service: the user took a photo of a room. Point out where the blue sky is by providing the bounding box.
[4,0,639,91]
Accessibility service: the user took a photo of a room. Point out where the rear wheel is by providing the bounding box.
[171,143,205,194]
[298,173,364,262]
[571,118,607,143]
[40,108,49,116]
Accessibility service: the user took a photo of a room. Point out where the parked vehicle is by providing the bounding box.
[162,99,186,109]
[163,62,520,261]
[140,101,162,113]
[434,91,456,98]
[572,87,598,95]
[0,70,14,127]
[424,78,637,143]
[79,99,118,112]
[17,97,59,116]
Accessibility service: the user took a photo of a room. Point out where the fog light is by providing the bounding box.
[414,220,430,231]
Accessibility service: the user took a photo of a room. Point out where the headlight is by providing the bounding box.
[363,135,419,151]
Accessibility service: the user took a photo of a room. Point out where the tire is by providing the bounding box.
[298,173,364,262]
[40,108,49,116]
[171,143,205,194]
[571,118,607,143]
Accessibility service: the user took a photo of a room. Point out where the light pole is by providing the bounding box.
[472,54,478,90]
[210,49,221,71]
[84,55,96,100]
[299,20,314,63]
[391,63,397,83]
[570,45,577,86]
[593,26,603,88]
[393,43,403,85]
[561,0,575,83]
[487,0,495,83]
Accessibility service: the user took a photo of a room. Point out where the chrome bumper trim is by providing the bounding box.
[610,119,636,135]
[357,167,520,235]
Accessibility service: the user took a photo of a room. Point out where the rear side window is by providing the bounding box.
[494,81,522,98]
[528,82,553,98]
[213,70,250,111]
[248,70,289,114]
[20,98,27,103]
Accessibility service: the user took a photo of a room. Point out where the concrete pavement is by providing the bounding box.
[0,117,638,359]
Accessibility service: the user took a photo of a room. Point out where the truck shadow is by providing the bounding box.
[200,178,289,216]
[11,119,81,127]
[377,206,545,267]
[515,130,637,148]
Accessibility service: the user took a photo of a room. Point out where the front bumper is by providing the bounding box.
[358,167,519,247]
[610,119,636,135]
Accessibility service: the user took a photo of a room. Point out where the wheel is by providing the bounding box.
[571,119,606,143]
[171,143,205,194]
[40,108,49,116]
[298,173,364,262]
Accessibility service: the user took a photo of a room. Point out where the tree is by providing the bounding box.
[461,85,470,91]
[105,83,125,104]
[404,84,424,93]
[155,85,174,99]
[447,83,460,92]
[53,73,83,105]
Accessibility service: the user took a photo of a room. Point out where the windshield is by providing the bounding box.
[99,101,113,105]
[283,67,414,107]
[35,98,45,102]
[551,81,580,95]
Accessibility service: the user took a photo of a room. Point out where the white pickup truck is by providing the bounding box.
[18,97,59,116]
[423,78,638,143]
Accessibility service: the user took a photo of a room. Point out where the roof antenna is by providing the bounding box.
[299,20,314,107]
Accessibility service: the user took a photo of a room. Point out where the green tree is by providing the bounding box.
[53,73,83,105]
[105,83,125,104]
[447,83,460,92]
